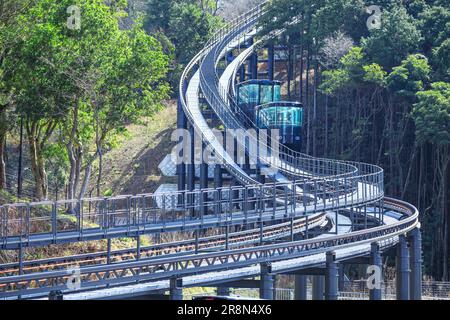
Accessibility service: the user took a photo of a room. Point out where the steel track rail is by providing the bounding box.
[0,213,327,277]
[0,198,418,298]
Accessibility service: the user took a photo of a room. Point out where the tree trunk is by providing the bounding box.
[27,121,46,200]
[0,108,8,190]
[0,133,6,190]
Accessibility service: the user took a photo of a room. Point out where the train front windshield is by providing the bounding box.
[237,80,282,120]
[257,105,304,128]
[256,102,304,150]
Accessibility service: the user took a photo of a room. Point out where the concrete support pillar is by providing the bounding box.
[369,242,382,300]
[268,45,274,81]
[260,263,274,300]
[409,228,422,300]
[294,275,307,300]
[325,252,339,300]
[396,234,410,300]
[170,278,183,301]
[217,286,230,296]
[312,275,324,300]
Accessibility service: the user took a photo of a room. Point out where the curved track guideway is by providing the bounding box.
[0,1,420,300]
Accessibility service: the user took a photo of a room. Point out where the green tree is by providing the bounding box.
[3,0,169,200]
[433,38,450,81]
[362,5,422,70]
[419,5,450,54]
[386,54,431,100]
[412,82,450,279]
[144,0,222,90]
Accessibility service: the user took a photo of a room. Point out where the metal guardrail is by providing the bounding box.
[198,7,359,181]
[0,174,382,248]
[0,198,418,298]
[0,213,327,276]
[178,0,384,218]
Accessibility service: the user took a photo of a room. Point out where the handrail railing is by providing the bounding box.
[0,198,418,298]
[198,6,362,182]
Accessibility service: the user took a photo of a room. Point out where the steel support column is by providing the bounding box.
[170,277,183,301]
[200,141,208,189]
[48,291,63,300]
[312,275,324,300]
[338,264,345,292]
[176,99,187,196]
[248,38,257,80]
[251,51,258,80]
[396,234,410,300]
[260,263,274,300]
[294,275,307,300]
[409,228,422,300]
[369,242,382,300]
[187,125,195,191]
[267,45,274,81]
[325,252,338,300]
[200,141,208,218]
[239,65,246,82]
[214,165,222,189]
[217,286,230,296]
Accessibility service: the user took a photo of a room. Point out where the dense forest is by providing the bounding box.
[257,0,449,280]
[0,0,227,202]
[0,0,449,281]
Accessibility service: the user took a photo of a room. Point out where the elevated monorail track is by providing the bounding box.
[0,0,420,300]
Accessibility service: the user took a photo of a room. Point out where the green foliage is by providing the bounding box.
[387,54,431,99]
[144,0,223,88]
[419,5,450,52]
[320,69,351,95]
[363,63,388,86]
[339,47,365,80]
[412,82,450,146]
[362,5,422,69]
[320,47,388,93]
[0,0,170,199]
[433,39,450,81]
[168,3,222,64]
[103,188,113,197]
